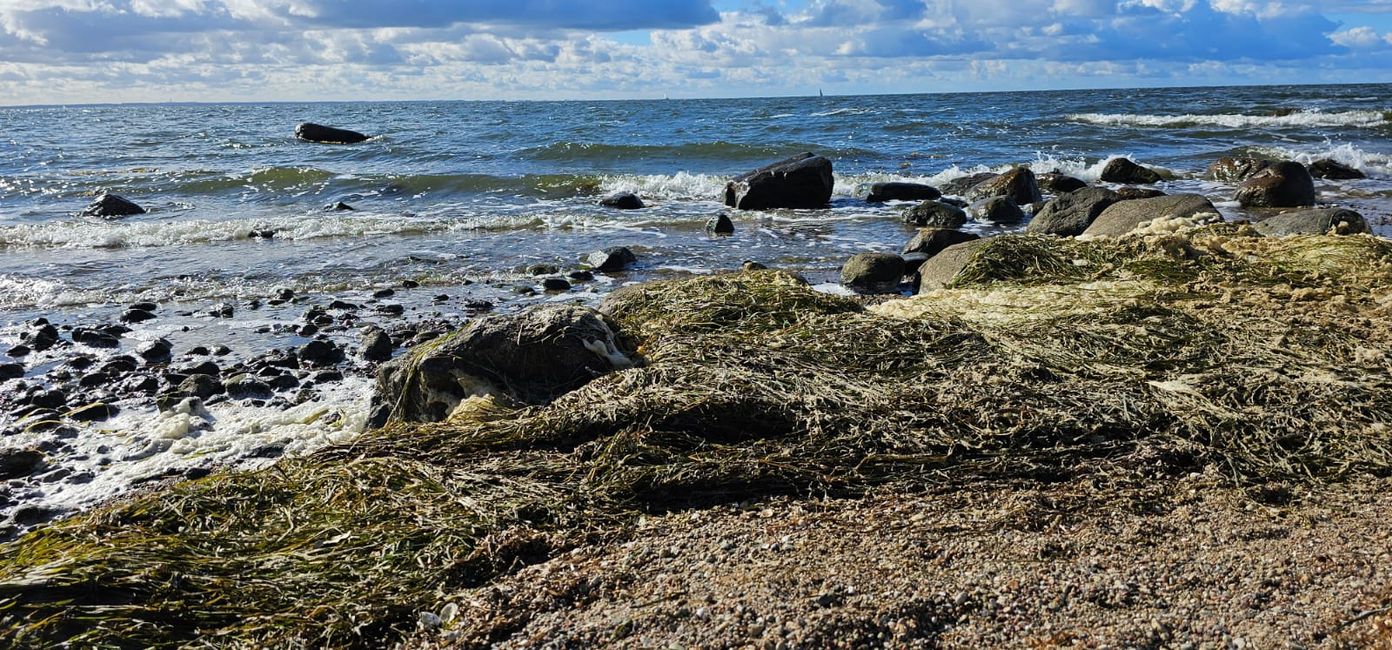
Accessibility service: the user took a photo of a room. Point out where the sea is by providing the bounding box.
[1,83,1389,530]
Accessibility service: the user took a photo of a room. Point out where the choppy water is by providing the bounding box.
[0,83,1389,528]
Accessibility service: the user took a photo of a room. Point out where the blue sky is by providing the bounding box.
[0,0,1389,104]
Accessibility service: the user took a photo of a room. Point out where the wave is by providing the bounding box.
[518,141,879,162]
[1253,143,1391,178]
[1066,110,1388,129]
[0,214,462,251]
[810,108,874,118]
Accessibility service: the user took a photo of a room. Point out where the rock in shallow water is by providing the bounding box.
[902,200,967,229]
[585,247,638,273]
[902,228,980,259]
[723,153,834,210]
[1307,159,1365,180]
[81,194,146,219]
[294,122,369,144]
[965,166,1041,206]
[865,181,941,203]
[599,192,644,209]
[1235,161,1315,208]
[1099,158,1162,184]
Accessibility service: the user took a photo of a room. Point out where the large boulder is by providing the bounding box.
[866,182,941,203]
[902,228,981,259]
[82,194,146,218]
[1235,161,1315,208]
[1308,159,1365,180]
[965,166,1042,206]
[1037,172,1088,194]
[841,253,905,293]
[294,122,369,144]
[1027,187,1119,237]
[1099,158,1163,184]
[916,239,991,291]
[1082,194,1220,238]
[1205,157,1273,183]
[374,305,632,422]
[902,200,967,228]
[723,153,834,210]
[969,196,1025,224]
[1253,208,1371,236]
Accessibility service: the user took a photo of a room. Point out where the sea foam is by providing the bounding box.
[1067,110,1388,129]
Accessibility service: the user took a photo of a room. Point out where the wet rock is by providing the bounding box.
[1037,172,1088,194]
[865,182,941,203]
[723,153,834,210]
[1114,187,1166,200]
[902,200,967,229]
[706,213,735,235]
[67,356,95,370]
[12,505,61,526]
[328,201,356,211]
[295,122,369,144]
[121,309,156,324]
[584,246,638,273]
[249,230,276,240]
[375,305,632,422]
[372,288,395,299]
[7,345,30,358]
[81,193,146,218]
[181,360,221,377]
[1206,157,1273,183]
[902,228,981,260]
[224,374,273,400]
[1235,161,1315,208]
[402,279,420,289]
[269,374,300,391]
[299,339,345,367]
[27,388,67,410]
[940,172,998,196]
[969,196,1025,224]
[1253,208,1371,236]
[568,270,595,282]
[361,327,394,362]
[917,239,991,291]
[1027,187,1120,237]
[375,304,405,316]
[71,327,119,348]
[840,253,906,294]
[0,449,43,480]
[599,192,645,209]
[0,363,22,380]
[743,261,768,271]
[527,264,561,276]
[178,374,224,400]
[99,356,138,375]
[312,369,344,384]
[1099,158,1163,184]
[542,278,572,292]
[119,375,159,394]
[208,302,235,318]
[1307,159,1365,180]
[137,339,173,364]
[28,324,61,352]
[69,403,119,422]
[965,166,1042,206]
[1082,194,1220,238]
[130,301,158,312]
[212,345,231,356]
[79,373,108,388]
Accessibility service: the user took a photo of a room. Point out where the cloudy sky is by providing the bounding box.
[0,0,1389,104]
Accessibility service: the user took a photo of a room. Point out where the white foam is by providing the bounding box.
[597,171,729,201]
[1067,110,1387,129]
[0,214,460,250]
[1255,143,1392,179]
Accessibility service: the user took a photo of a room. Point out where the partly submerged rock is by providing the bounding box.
[706,213,735,235]
[599,192,645,209]
[584,247,638,273]
[294,122,369,144]
[1099,158,1162,184]
[965,166,1042,206]
[866,182,941,203]
[902,200,967,229]
[1307,159,1365,180]
[841,253,905,294]
[1082,194,1220,238]
[1027,187,1119,237]
[1206,157,1273,183]
[902,228,981,259]
[374,305,632,422]
[82,194,146,219]
[1037,172,1088,194]
[940,172,998,196]
[1253,208,1371,236]
[723,153,834,210]
[969,196,1026,224]
[1235,161,1315,209]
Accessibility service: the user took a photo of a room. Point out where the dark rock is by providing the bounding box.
[181,360,221,377]
[940,172,998,196]
[1308,159,1365,180]
[706,213,735,235]
[99,356,138,375]
[67,356,95,370]
[327,300,357,311]
[599,192,644,210]
[328,201,356,211]
[375,305,631,422]
[29,324,60,352]
[295,122,369,144]
[361,328,394,362]
[269,374,300,391]
[129,301,158,312]
[299,340,344,367]
[969,196,1025,224]
[0,363,21,380]
[121,309,156,324]
[136,338,173,364]
[917,239,991,291]
[584,247,638,273]
[249,230,276,240]
[71,328,119,348]
[723,153,834,210]
[542,278,572,292]
[1235,161,1316,208]
[1027,187,1120,237]
[464,300,495,312]
[402,280,420,289]
[965,166,1042,206]
[1253,208,1371,236]
[866,182,941,203]
[568,270,595,282]
[27,388,67,410]
[1114,187,1166,200]
[70,403,119,422]
[513,286,537,296]
[79,373,108,388]
[12,505,60,526]
[1037,172,1088,194]
[902,200,968,229]
[375,303,405,316]
[840,253,906,293]
[119,375,159,394]
[212,345,231,356]
[1099,158,1163,184]
[312,370,344,384]
[224,374,273,400]
[526,264,560,276]
[372,288,395,299]
[208,302,234,318]
[7,345,30,358]
[299,324,319,337]
[432,294,450,302]
[1206,157,1273,183]
[81,194,146,218]
[0,449,42,479]
[902,228,981,259]
[1082,194,1220,238]
[178,374,224,400]
[742,261,768,271]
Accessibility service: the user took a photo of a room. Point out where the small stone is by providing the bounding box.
[527,264,561,276]
[0,449,43,480]
[299,340,345,367]
[706,213,736,235]
[178,374,224,400]
[372,288,395,299]
[137,339,173,364]
[0,363,22,380]
[69,403,119,422]
[584,247,638,273]
[542,278,572,292]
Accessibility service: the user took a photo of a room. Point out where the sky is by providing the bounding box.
[0,0,1389,105]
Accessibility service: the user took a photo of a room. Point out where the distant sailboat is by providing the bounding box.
[819,89,824,98]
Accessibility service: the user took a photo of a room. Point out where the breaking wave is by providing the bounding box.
[1066,110,1389,129]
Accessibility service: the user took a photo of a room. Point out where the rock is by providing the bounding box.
[1099,158,1163,184]
[840,253,906,293]
[0,363,22,380]
[1235,161,1315,208]
[706,213,735,235]
[402,280,420,289]
[328,201,356,211]
[224,374,273,400]
[27,388,67,410]
[1206,157,1273,183]
[29,324,60,352]
[178,374,224,400]
[902,201,968,229]
[568,270,594,282]
[375,303,404,316]
[81,194,146,218]
[1037,172,1088,194]
[1114,187,1166,200]
[361,328,394,363]
[940,172,998,196]
[969,196,1025,224]
[584,247,638,273]
[866,182,941,203]
[917,239,991,291]
[599,192,644,210]
[374,305,631,422]
[372,288,395,299]
[69,403,119,422]
[723,153,834,210]
[299,340,345,367]
[1308,159,1365,180]
[294,122,369,144]
[527,264,561,276]
[120,309,157,324]
[1027,187,1120,237]
[1252,208,1371,236]
[902,228,981,259]
[965,166,1042,206]
[71,327,119,348]
[7,345,30,358]
[1082,194,1220,238]
[542,278,572,292]
[742,261,768,271]
[0,449,43,480]
[181,360,221,376]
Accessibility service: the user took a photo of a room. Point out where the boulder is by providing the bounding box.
[0,362,22,380]
[1099,158,1163,184]
[1205,157,1273,183]
[178,374,224,400]
[965,166,1042,206]
[940,172,998,196]
[707,213,735,235]
[902,228,981,260]
[361,327,394,362]
[1308,159,1365,180]
[82,194,146,219]
[866,182,941,203]
[328,201,355,211]
[1027,187,1119,237]
[584,246,638,272]
[224,374,273,400]
[1235,161,1315,208]
[841,253,905,293]
[902,200,967,229]
[136,339,173,364]
[541,278,572,292]
[299,339,345,367]
[1253,208,1371,236]
[294,122,369,144]
[374,305,631,422]
[1037,172,1088,194]
[599,192,645,209]
[916,239,991,291]
[969,196,1025,224]
[1114,187,1166,200]
[1082,194,1220,238]
[0,449,43,480]
[723,153,834,210]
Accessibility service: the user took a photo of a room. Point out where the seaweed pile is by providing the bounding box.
[2,226,1391,648]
